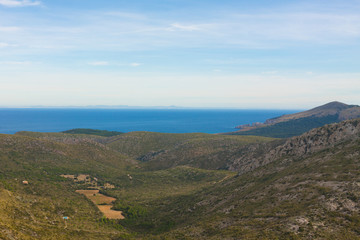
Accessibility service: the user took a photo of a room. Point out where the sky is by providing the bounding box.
[0,0,359,109]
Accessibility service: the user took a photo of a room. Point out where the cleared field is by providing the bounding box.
[98,205,124,219]
[76,190,116,204]
[76,190,124,219]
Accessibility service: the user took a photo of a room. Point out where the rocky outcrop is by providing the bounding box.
[229,118,360,174]
[272,118,360,157]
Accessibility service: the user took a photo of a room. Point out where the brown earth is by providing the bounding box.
[76,190,124,219]
[97,205,124,219]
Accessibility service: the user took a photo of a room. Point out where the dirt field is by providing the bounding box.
[76,190,116,204]
[98,205,125,219]
[76,190,124,219]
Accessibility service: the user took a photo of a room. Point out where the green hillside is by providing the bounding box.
[139,134,274,170]
[0,133,233,239]
[128,119,360,239]
[106,132,213,158]
[230,115,339,138]
[62,128,123,137]
[229,101,360,138]
[2,118,360,239]
[17,131,274,170]
[155,137,360,239]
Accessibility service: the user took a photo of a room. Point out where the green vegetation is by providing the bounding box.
[229,101,360,138]
[62,128,123,137]
[106,131,274,170]
[0,132,235,239]
[230,115,339,138]
[1,118,360,239]
[0,176,132,239]
[141,138,360,239]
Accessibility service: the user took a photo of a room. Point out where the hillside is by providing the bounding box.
[139,135,275,170]
[148,119,360,239]
[229,118,360,173]
[17,131,274,171]
[228,101,360,138]
[0,133,135,239]
[0,132,233,239]
[62,128,123,137]
[2,119,360,239]
[107,132,274,170]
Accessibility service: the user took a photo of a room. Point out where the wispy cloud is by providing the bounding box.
[0,61,32,65]
[0,26,21,32]
[130,62,141,67]
[168,23,206,32]
[104,11,147,20]
[262,71,279,75]
[1,1,360,108]
[87,62,142,67]
[0,42,11,47]
[0,0,41,7]
[2,4,359,55]
[88,61,109,66]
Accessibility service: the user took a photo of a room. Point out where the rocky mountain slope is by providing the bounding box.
[154,119,360,239]
[229,101,360,138]
[229,118,360,173]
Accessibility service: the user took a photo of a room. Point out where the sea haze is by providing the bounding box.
[0,108,298,134]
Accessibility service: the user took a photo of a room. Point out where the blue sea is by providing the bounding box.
[0,108,299,134]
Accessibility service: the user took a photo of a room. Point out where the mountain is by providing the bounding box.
[154,119,360,239]
[229,118,360,173]
[2,118,360,239]
[228,101,360,138]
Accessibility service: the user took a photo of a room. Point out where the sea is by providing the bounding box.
[0,108,299,134]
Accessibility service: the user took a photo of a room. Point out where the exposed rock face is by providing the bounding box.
[229,118,360,174]
[227,141,284,173]
[273,118,360,157]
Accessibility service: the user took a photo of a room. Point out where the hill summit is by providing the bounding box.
[229,101,360,138]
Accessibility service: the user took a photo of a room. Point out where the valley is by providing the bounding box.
[76,190,124,220]
[0,105,360,239]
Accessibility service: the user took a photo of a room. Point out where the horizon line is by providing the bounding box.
[0,105,305,110]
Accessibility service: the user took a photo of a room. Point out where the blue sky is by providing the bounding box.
[0,0,359,108]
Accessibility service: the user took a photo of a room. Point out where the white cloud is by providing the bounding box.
[0,0,40,7]
[104,11,147,20]
[87,62,141,67]
[0,42,10,47]
[225,13,360,44]
[130,63,141,67]
[262,71,279,75]
[0,26,21,32]
[88,61,109,66]
[168,23,207,32]
[0,61,32,65]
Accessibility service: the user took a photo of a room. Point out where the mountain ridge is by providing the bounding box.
[228,101,360,138]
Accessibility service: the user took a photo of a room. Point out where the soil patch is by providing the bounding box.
[98,205,124,219]
[76,190,124,219]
